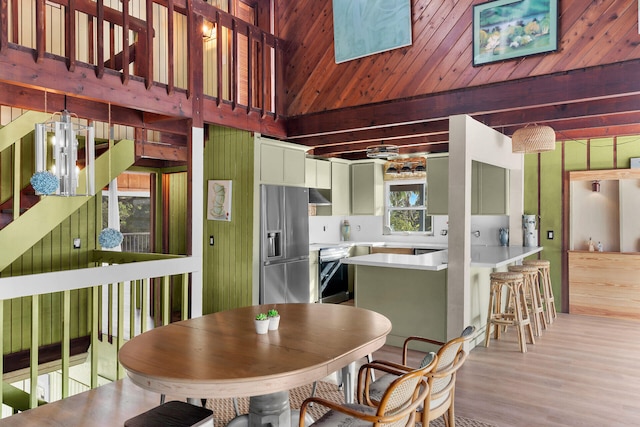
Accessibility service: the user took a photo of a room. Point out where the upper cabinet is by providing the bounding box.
[426,156,449,215]
[256,135,307,186]
[351,161,384,216]
[305,158,331,189]
[472,161,508,215]
[426,156,508,215]
[316,160,351,216]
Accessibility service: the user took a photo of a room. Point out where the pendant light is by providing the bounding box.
[33,96,95,196]
[511,125,556,154]
[366,141,399,159]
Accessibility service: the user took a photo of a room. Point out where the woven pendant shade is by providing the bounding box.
[512,125,556,153]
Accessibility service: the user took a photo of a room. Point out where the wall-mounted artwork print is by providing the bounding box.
[473,0,558,66]
[332,0,412,64]
[207,180,232,221]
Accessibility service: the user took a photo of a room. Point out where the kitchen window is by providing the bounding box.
[384,179,432,234]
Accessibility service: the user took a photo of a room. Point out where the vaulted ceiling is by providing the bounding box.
[276,0,640,160]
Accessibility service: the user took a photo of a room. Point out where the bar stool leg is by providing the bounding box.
[541,267,557,323]
[525,273,544,337]
[511,281,534,353]
[484,284,497,348]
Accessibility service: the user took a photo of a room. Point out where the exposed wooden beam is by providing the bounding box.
[287,60,640,141]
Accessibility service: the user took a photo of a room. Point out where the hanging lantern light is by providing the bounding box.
[366,141,399,159]
[34,110,95,196]
[512,125,556,154]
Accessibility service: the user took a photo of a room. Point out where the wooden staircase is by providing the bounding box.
[0,139,135,272]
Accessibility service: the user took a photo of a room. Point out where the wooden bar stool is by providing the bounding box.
[484,271,535,353]
[523,259,558,324]
[508,264,546,337]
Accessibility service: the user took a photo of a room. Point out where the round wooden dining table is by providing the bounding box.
[119,303,391,425]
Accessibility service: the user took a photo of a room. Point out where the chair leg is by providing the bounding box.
[233,397,240,416]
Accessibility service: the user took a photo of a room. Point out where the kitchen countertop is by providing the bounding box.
[309,241,448,251]
[341,245,543,271]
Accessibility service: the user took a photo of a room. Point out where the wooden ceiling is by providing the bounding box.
[276,0,640,160]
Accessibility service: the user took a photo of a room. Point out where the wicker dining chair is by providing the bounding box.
[359,326,475,427]
[298,353,438,427]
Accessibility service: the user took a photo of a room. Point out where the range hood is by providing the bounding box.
[308,188,331,205]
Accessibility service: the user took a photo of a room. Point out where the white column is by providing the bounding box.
[191,126,204,318]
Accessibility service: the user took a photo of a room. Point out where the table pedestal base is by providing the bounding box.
[227,391,314,427]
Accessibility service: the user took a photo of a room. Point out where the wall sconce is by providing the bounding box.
[202,21,216,41]
[34,110,95,196]
[592,180,600,192]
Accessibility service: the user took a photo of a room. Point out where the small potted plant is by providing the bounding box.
[267,308,280,331]
[255,313,269,334]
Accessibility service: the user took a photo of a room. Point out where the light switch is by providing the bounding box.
[209,235,214,246]
[73,238,81,249]
[547,230,554,240]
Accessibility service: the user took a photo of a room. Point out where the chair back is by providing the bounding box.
[375,352,437,427]
[427,326,475,416]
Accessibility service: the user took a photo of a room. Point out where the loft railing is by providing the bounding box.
[0,0,283,120]
[121,232,151,253]
[0,251,199,414]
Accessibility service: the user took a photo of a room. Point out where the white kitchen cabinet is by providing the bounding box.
[351,162,384,216]
[305,158,331,189]
[257,136,307,186]
[316,160,351,216]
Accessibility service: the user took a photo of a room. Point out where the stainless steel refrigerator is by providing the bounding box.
[260,185,310,304]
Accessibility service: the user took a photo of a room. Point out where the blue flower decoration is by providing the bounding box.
[99,228,124,249]
[30,171,59,195]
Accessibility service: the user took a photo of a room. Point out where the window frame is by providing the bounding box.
[384,178,433,235]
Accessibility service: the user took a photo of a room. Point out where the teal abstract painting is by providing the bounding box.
[333,0,412,64]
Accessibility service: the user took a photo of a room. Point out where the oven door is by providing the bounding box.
[319,259,350,303]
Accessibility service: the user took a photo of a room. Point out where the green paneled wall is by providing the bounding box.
[523,135,640,311]
[202,126,254,314]
[1,199,99,353]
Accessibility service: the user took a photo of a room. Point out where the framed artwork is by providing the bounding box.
[332,0,412,64]
[207,180,232,221]
[473,0,558,66]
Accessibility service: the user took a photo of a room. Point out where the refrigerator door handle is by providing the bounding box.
[264,255,309,266]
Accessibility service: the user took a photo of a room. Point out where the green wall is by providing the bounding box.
[0,200,99,353]
[202,126,254,314]
[523,135,640,312]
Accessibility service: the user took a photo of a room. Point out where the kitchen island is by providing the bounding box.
[341,245,542,349]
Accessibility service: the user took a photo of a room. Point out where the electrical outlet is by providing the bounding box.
[73,238,81,249]
[547,230,554,240]
[209,235,214,246]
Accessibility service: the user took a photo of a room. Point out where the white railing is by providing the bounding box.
[121,232,151,253]
[0,252,201,414]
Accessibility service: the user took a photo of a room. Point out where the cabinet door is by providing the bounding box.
[283,149,306,186]
[427,157,448,215]
[305,158,318,187]
[351,163,383,215]
[316,161,350,216]
[260,144,284,183]
[477,162,507,214]
[316,161,332,189]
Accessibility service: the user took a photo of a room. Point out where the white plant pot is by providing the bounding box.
[255,319,269,334]
[268,315,280,330]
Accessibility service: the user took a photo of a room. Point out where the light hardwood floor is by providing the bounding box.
[4,311,640,426]
[373,313,640,427]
